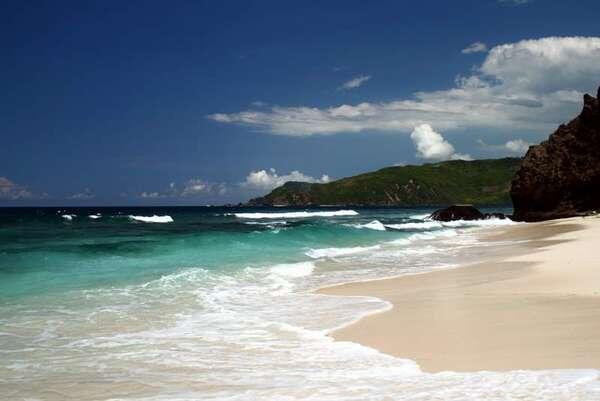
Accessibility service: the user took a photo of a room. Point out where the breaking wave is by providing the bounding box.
[350,220,387,231]
[232,210,359,219]
[386,217,515,231]
[306,245,381,259]
[128,215,174,223]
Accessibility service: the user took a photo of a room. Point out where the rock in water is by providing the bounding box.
[511,86,600,222]
[430,205,484,221]
[483,212,506,220]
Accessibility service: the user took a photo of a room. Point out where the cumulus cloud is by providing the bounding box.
[410,124,455,160]
[339,75,371,90]
[505,139,532,154]
[243,168,331,191]
[208,37,600,137]
[477,138,532,155]
[461,41,488,54]
[0,177,33,200]
[410,124,472,161]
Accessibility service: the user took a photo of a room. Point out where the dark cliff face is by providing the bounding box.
[511,86,600,222]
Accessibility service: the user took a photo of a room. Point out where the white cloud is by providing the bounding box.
[410,124,455,160]
[0,177,33,200]
[181,179,209,196]
[140,191,161,198]
[505,139,531,154]
[139,179,228,199]
[68,188,95,200]
[340,75,371,90]
[243,168,331,191]
[450,153,473,161]
[461,41,488,54]
[410,124,471,161]
[251,101,268,107]
[477,138,532,155]
[208,37,600,137]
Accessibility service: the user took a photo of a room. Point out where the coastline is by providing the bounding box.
[319,216,600,373]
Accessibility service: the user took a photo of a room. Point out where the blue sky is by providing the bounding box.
[2,0,600,205]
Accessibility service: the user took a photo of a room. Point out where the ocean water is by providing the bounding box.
[1,206,599,401]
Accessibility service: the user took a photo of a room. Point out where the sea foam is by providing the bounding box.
[385,221,443,230]
[306,245,381,259]
[128,215,174,223]
[232,210,359,219]
[351,220,387,231]
[5,208,600,401]
[244,220,288,226]
[269,261,316,278]
[386,217,515,231]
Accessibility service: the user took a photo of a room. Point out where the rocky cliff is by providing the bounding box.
[511,86,600,221]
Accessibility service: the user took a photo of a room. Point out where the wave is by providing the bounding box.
[8,209,600,400]
[128,215,174,223]
[386,217,515,231]
[387,229,458,245]
[89,214,102,220]
[441,217,516,227]
[408,213,432,220]
[306,245,381,259]
[351,220,386,231]
[269,261,316,278]
[386,221,442,230]
[232,210,358,219]
[61,214,76,221]
[244,220,288,226]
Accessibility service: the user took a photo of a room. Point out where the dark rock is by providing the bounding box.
[511,86,600,221]
[483,212,506,220]
[429,205,484,221]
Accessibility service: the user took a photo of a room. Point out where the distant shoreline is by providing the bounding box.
[0,203,514,209]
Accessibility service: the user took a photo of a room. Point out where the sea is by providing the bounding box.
[1,206,599,400]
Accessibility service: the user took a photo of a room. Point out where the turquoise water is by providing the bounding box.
[2,206,599,401]
[0,207,429,300]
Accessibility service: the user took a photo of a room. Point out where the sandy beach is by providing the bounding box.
[321,216,600,373]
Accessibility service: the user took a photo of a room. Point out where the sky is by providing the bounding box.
[2,0,600,206]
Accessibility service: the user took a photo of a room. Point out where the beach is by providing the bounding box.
[4,207,600,400]
[321,216,600,373]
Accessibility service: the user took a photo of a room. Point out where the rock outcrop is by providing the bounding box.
[511,86,600,221]
[429,205,484,221]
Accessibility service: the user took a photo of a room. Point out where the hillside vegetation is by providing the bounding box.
[247,158,522,206]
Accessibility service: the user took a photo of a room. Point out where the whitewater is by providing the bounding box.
[0,206,598,400]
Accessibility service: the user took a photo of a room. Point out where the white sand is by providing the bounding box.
[320,217,600,372]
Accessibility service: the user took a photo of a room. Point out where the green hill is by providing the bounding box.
[247,158,522,207]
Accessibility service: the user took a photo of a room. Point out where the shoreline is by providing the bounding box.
[319,216,600,373]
